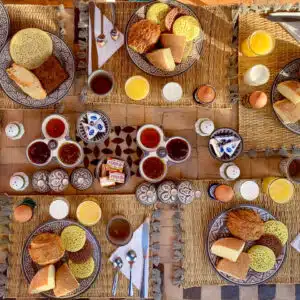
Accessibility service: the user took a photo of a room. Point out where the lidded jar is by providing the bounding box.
[136,182,157,206]
[157,181,178,204]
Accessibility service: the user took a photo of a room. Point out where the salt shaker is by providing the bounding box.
[48,169,69,192]
[135,182,157,206]
[219,163,240,181]
[177,181,201,205]
[70,168,94,191]
[5,122,25,140]
[195,118,215,137]
[10,172,29,191]
[32,170,50,193]
[157,181,178,204]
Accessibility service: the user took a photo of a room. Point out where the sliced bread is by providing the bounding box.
[146,48,175,71]
[160,34,186,63]
[28,264,55,294]
[273,99,300,124]
[277,81,300,105]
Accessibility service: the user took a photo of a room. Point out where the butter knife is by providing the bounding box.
[140,218,149,298]
[89,1,98,72]
[267,12,300,23]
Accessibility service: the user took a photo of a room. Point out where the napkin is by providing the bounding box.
[88,4,124,75]
[280,22,300,43]
[109,219,149,296]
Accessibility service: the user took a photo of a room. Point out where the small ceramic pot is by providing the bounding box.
[177,181,201,205]
[70,168,94,191]
[157,180,178,204]
[135,182,157,206]
[32,170,50,193]
[48,169,69,192]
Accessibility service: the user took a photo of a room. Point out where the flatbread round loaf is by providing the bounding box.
[10,28,53,70]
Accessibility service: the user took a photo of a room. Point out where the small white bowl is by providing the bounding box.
[26,139,53,167]
[88,69,114,97]
[41,114,69,140]
[136,124,165,152]
[165,136,192,164]
[56,140,84,169]
[139,155,168,183]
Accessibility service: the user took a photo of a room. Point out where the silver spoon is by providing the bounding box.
[126,250,137,297]
[96,3,106,47]
[112,257,123,296]
[110,3,119,41]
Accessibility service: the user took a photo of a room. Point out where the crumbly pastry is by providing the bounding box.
[227,209,264,241]
[128,20,161,54]
[10,28,53,70]
[248,245,276,273]
[256,234,283,257]
[61,225,86,252]
[69,257,95,279]
[68,239,93,263]
[264,220,288,245]
[146,3,170,31]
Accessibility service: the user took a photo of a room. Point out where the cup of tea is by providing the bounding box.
[139,156,168,183]
[26,139,52,167]
[106,215,133,246]
[166,136,191,163]
[280,156,300,184]
[56,141,84,169]
[42,114,69,140]
[88,69,114,97]
[136,124,164,152]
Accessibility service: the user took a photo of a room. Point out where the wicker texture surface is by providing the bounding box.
[0,5,60,110]
[87,3,233,108]
[183,179,300,288]
[7,195,152,298]
[238,12,300,150]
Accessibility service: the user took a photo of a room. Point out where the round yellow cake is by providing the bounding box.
[146,3,170,32]
[264,220,288,245]
[10,28,53,70]
[69,257,95,279]
[61,225,86,252]
[173,16,201,42]
[248,245,276,273]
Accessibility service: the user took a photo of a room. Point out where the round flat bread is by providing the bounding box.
[248,245,276,273]
[69,257,95,279]
[10,28,53,70]
[264,220,288,246]
[61,225,86,252]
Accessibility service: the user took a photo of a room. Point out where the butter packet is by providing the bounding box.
[82,123,99,140]
[109,172,125,184]
[107,158,124,172]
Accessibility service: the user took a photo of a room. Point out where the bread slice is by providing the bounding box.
[160,34,186,63]
[146,48,176,71]
[211,237,245,262]
[273,99,300,124]
[53,263,79,297]
[216,252,250,280]
[28,264,55,294]
[277,81,300,104]
[6,63,47,100]
[31,233,60,249]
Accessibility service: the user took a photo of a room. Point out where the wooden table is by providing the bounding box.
[0,1,284,299]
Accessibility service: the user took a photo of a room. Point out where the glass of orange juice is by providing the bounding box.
[125,75,150,101]
[262,177,294,204]
[241,30,275,57]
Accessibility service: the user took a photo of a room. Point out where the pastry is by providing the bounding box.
[32,55,69,94]
[53,263,79,297]
[273,99,300,124]
[6,63,47,100]
[256,234,283,257]
[146,48,176,71]
[61,225,86,252]
[211,237,245,262]
[146,3,170,31]
[248,245,276,273]
[10,28,53,70]
[69,257,95,279]
[264,220,288,245]
[68,240,93,264]
[28,264,55,294]
[173,16,200,41]
[29,233,65,265]
[216,252,250,280]
[160,34,186,63]
[227,209,264,241]
[128,20,160,54]
[277,80,300,105]
[164,7,184,31]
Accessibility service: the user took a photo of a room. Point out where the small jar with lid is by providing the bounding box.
[219,163,240,181]
[208,183,234,203]
[177,181,201,205]
[5,122,25,140]
[234,180,260,201]
[157,181,178,204]
[193,84,216,106]
[70,168,94,191]
[48,169,69,192]
[32,170,50,193]
[10,172,29,191]
[136,182,157,206]
[195,118,215,137]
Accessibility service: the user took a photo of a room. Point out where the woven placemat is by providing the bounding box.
[0,5,60,110]
[183,179,300,288]
[238,12,300,150]
[87,3,233,108]
[7,195,152,298]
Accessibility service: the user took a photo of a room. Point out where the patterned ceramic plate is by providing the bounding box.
[271,58,300,135]
[207,205,287,286]
[125,0,203,77]
[22,219,101,299]
[0,32,75,108]
[0,1,9,52]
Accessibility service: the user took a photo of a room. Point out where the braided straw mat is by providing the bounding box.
[87,3,233,108]
[7,195,153,298]
[183,179,300,288]
[238,13,300,151]
[0,5,60,110]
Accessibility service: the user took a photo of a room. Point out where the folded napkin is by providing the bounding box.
[88,4,124,75]
[109,219,149,296]
[280,22,300,43]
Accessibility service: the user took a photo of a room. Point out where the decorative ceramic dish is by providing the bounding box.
[125,0,203,77]
[21,219,101,299]
[0,1,9,52]
[0,33,75,108]
[271,58,300,135]
[207,204,286,286]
